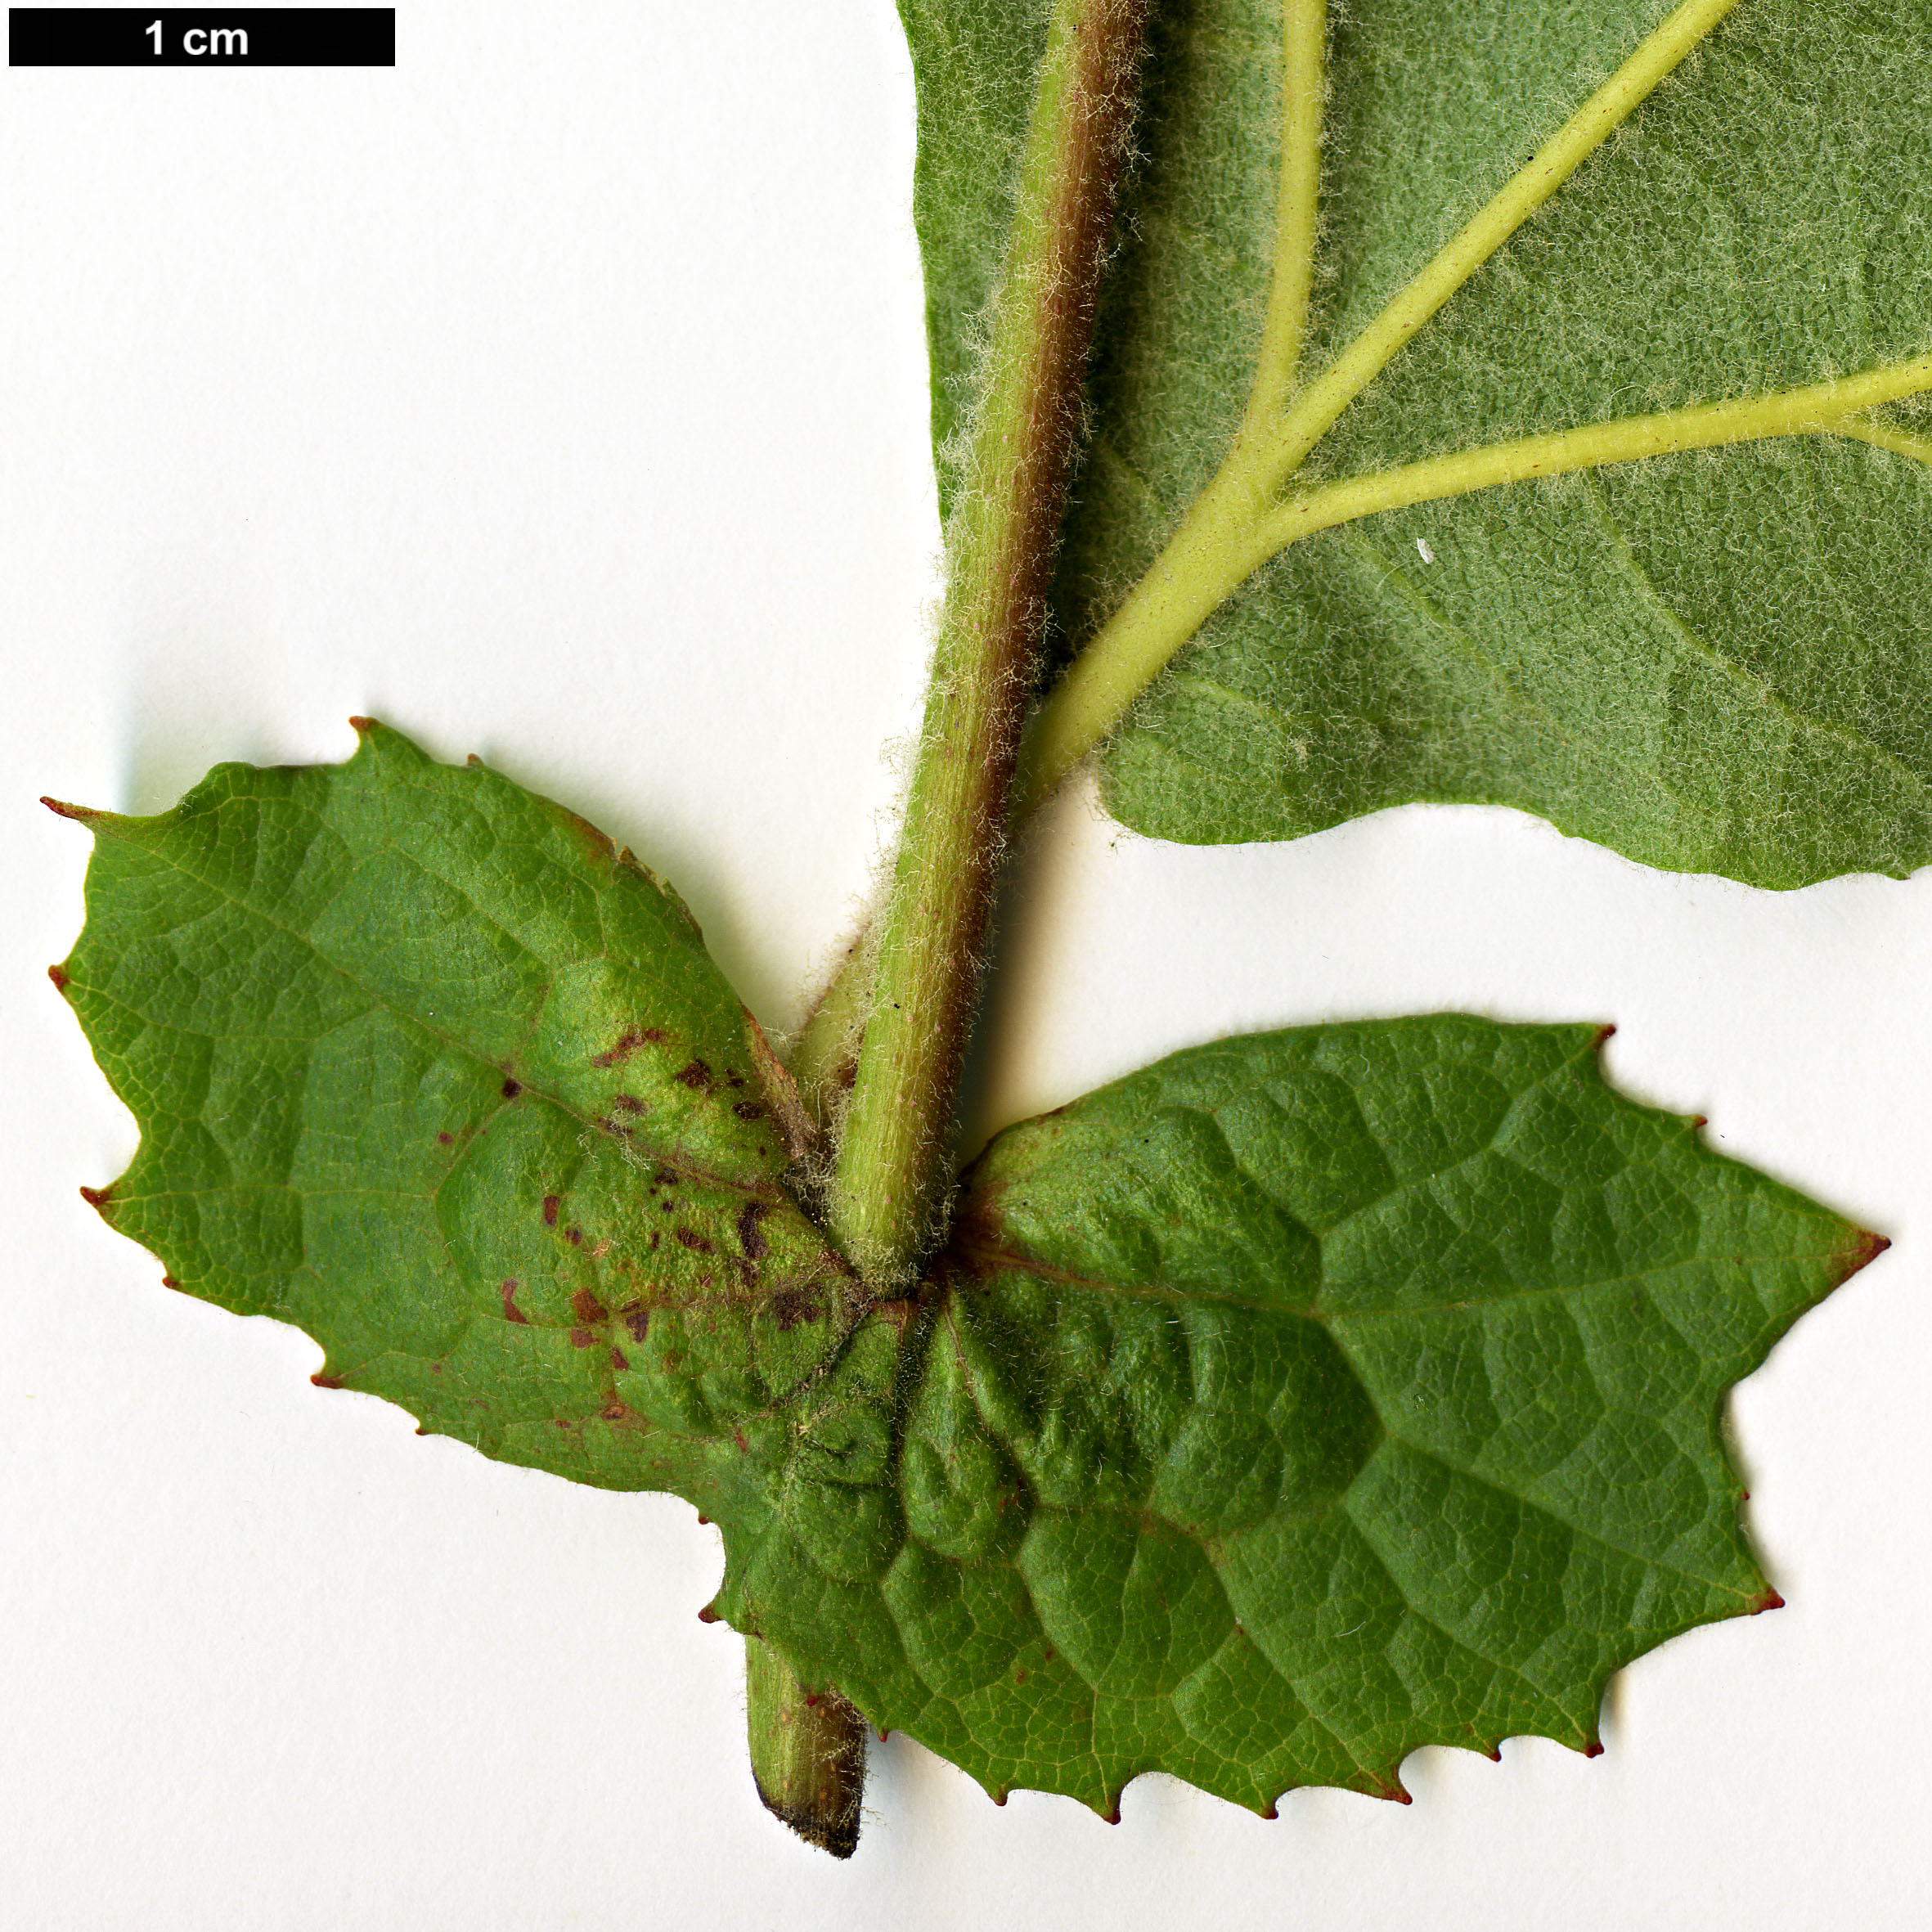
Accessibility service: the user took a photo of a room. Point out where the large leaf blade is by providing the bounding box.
[896,0,1932,883]
[717,1018,1876,1812]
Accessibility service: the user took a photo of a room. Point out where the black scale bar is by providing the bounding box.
[10,8,395,65]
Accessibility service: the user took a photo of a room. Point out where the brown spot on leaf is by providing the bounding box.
[565,1227,584,1247]
[770,1287,823,1332]
[47,964,70,991]
[623,1306,649,1341]
[571,1287,609,1324]
[570,1328,595,1349]
[736,1202,770,1260]
[591,1030,645,1069]
[675,1228,714,1253]
[501,1077,522,1099]
[437,1130,453,1146]
[501,1280,529,1324]
[674,1058,713,1093]
[542,1194,559,1228]
[732,1100,766,1121]
[612,1093,645,1115]
[609,1346,629,1371]
[600,1400,630,1422]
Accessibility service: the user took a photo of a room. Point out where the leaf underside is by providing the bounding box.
[902,0,1932,887]
[56,734,1877,1814]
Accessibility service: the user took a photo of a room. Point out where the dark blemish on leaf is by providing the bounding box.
[591,1030,645,1068]
[572,1288,609,1323]
[609,1346,629,1371]
[569,1328,595,1349]
[725,1072,744,1090]
[565,1227,584,1247]
[732,1101,766,1122]
[47,964,70,991]
[600,1400,630,1422]
[770,1288,822,1332]
[736,1202,770,1260]
[1041,1647,1054,1662]
[676,1228,713,1253]
[312,1371,344,1389]
[1751,1588,1786,1615]
[501,1076,522,1099]
[732,1427,748,1453]
[623,1305,649,1341]
[653,1165,679,1187]
[501,1280,530,1324]
[674,1058,713,1093]
[649,1231,660,1251]
[1013,1668,1027,1685]
[1583,1741,1604,1759]
[612,1094,645,1116]
[437,1131,453,1146]
[542,1194,559,1227]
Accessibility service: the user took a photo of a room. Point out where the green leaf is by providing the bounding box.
[710,1021,1874,1812]
[899,0,1932,885]
[55,737,1877,1813]
[52,722,871,1522]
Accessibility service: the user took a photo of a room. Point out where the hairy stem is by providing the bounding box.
[744,1640,867,1860]
[827,0,1149,1286]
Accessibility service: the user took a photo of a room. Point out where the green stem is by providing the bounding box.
[744,1640,867,1860]
[827,0,1150,1286]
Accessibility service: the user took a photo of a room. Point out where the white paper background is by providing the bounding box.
[4,4,1928,1923]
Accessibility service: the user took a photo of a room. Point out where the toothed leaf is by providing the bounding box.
[713,1018,1875,1813]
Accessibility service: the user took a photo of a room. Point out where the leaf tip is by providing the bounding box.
[1835,1229,1891,1285]
[41,795,98,824]
[991,1786,1010,1808]
[78,1182,114,1213]
[47,963,70,993]
[347,715,380,737]
[1583,1740,1605,1759]
[696,1603,721,1624]
[1750,1587,1786,1616]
